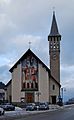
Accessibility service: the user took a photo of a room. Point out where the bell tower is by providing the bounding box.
[48,11,61,83]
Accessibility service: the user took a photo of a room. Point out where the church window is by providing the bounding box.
[23,82,25,88]
[50,44,53,48]
[35,82,38,88]
[53,45,56,49]
[57,43,59,49]
[50,42,53,48]
[27,83,29,88]
[52,84,55,90]
[31,82,33,88]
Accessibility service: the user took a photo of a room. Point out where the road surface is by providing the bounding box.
[0,105,74,120]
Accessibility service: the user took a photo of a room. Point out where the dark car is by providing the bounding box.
[1,103,15,111]
[57,97,63,106]
[34,103,40,110]
[34,104,39,110]
[26,103,35,111]
[39,102,49,110]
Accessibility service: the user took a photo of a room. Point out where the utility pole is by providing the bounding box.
[61,87,66,104]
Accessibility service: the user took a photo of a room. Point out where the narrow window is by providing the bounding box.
[31,82,33,88]
[35,82,38,88]
[27,83,29,88]
[52,85,55,90]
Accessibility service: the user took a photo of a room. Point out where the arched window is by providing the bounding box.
[31,83,33,88]
[27,83,29,88]
[23,82,25,88]
[35,82,38,89]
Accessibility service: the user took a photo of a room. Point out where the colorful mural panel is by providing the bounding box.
[22,54,38,91]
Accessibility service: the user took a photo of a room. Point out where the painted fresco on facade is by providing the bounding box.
[22,54,38,91]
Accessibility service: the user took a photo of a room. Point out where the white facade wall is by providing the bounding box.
[36,63,49,103]
[11,60,59,103]
[12,64,22,102]
[5,82,12,102]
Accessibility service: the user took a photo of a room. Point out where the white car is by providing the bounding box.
[0,107,4,115]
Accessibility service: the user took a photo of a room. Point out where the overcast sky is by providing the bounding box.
[0,0,74,101]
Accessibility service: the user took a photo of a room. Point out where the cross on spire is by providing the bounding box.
[53,6,55,13]
[29,40,31,49]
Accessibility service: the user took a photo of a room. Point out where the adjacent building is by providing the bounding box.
[0,82,5,102]
[5,80,12,103]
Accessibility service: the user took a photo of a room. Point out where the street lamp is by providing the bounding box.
[61,87,66,104]
[36,92,41,104]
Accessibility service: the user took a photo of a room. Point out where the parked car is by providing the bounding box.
[38,102,49,110]
[0,103,15,111]
[26,103,35,111]
[34,103,40,110]
[57,97,63,106]
[0,107,4,115]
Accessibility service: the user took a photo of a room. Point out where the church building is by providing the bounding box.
[8,12,61,104]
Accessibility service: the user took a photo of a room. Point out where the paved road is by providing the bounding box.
[17,106,74,120]
[0,105,74,120]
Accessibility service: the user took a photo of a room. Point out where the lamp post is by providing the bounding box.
[36,92,41,104]
[61,88,63,103]
[61,87,66,104]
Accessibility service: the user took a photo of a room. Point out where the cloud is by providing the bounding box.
[9,34,49,66]
[0,65,11,84]
[0,0,11,4]
[60,64,74,101]
[0,33,48,65]
[61,65,74,84]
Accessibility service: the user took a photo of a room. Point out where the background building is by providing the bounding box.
[5,80,12,103]
[0,82,5,103]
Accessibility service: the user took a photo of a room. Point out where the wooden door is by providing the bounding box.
[26,93,34,103]
[52,96,56,104]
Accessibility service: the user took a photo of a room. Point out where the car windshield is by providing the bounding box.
[40,103,45,105]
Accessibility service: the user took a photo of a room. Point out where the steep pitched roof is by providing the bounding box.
[9,49,50,73]
[50,75,61,87]
[49,11,60,36]
[5,79,12,87]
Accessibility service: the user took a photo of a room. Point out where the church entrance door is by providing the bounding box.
[26,92,34,103]
[51,96,56,104]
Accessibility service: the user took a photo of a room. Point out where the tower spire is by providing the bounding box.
[49,11,60,36]
[48,11,61,84]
